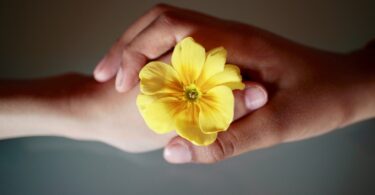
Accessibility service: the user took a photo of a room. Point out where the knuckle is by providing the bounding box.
[122,45,138,59]
[126,41,158,60]
[208,134,236,163]
[157,11,181,27]
[122,44,131,53]
[121,47,134,66]
[121,45,147,67]
[121,46,130,60]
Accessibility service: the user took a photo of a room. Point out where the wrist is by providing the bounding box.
[0,95,83,140]
[0,74,100,141]
[55,75,108,141]
[64,77,122,142]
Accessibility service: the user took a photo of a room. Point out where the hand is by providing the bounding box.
[70,75,267,153]
[93,4,375,163]
[0,73,267,153]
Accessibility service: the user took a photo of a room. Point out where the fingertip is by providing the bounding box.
[93,60,105,81]
[233,82,268,120]
[163,137,192,164]
[244,84,268,110]
[93,58,115,82]
[94,69,111,82]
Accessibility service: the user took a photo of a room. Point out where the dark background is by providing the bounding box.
[0,0,375,194]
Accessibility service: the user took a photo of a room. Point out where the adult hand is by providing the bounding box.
[93,4,375,163]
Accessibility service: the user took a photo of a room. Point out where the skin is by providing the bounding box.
[0,75,167,152]
[0,75,266,153]
[93,4,375,164]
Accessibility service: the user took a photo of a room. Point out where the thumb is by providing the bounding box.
[163,82,268,164]
[233,82,268,120]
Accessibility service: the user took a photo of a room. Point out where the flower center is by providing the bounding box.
[184,84,200,102]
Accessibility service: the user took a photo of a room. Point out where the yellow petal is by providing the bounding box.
[197,47,226,85]
[136,94,157,116]
[201,64,245,92]
[139,61,183,95]
[171,37,206,85]
[136,93,169,116]
[137,96,182,134]
[198,86,234,134]
[174,102,217,146]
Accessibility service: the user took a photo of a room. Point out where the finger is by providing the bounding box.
[115,12,191,92]
[94,4,175,82]
[158,52,172,64]
[164,109,280,164]
[93,42,123,82]
[233,82,268,120]
[164,82,269,164]
[122,4,180,43]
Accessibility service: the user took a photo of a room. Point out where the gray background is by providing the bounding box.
[0,0,374,194]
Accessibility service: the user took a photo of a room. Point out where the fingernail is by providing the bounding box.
[116,68,124,91]
[164,142,192,164]
[244,86,267,110]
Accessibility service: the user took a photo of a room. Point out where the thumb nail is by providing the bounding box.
[244,86,267,110]
[164,142,192,164]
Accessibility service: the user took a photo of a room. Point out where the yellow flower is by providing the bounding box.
[136,37,245,146]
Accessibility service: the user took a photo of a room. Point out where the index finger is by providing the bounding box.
[93,4,176,82]
[114,11,192,92]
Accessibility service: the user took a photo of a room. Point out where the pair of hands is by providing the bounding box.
[85,4,375,164]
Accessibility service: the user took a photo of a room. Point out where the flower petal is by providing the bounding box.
[171,37,206,85]
[139,61,183,95]
[197,47,226,85]
[198,86,234,134]
[201,64,245,92]
[175,102,217,146]
[137,96,182,134]
[136,94,157,116]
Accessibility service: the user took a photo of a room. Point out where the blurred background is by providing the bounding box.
[0,0,374,194]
